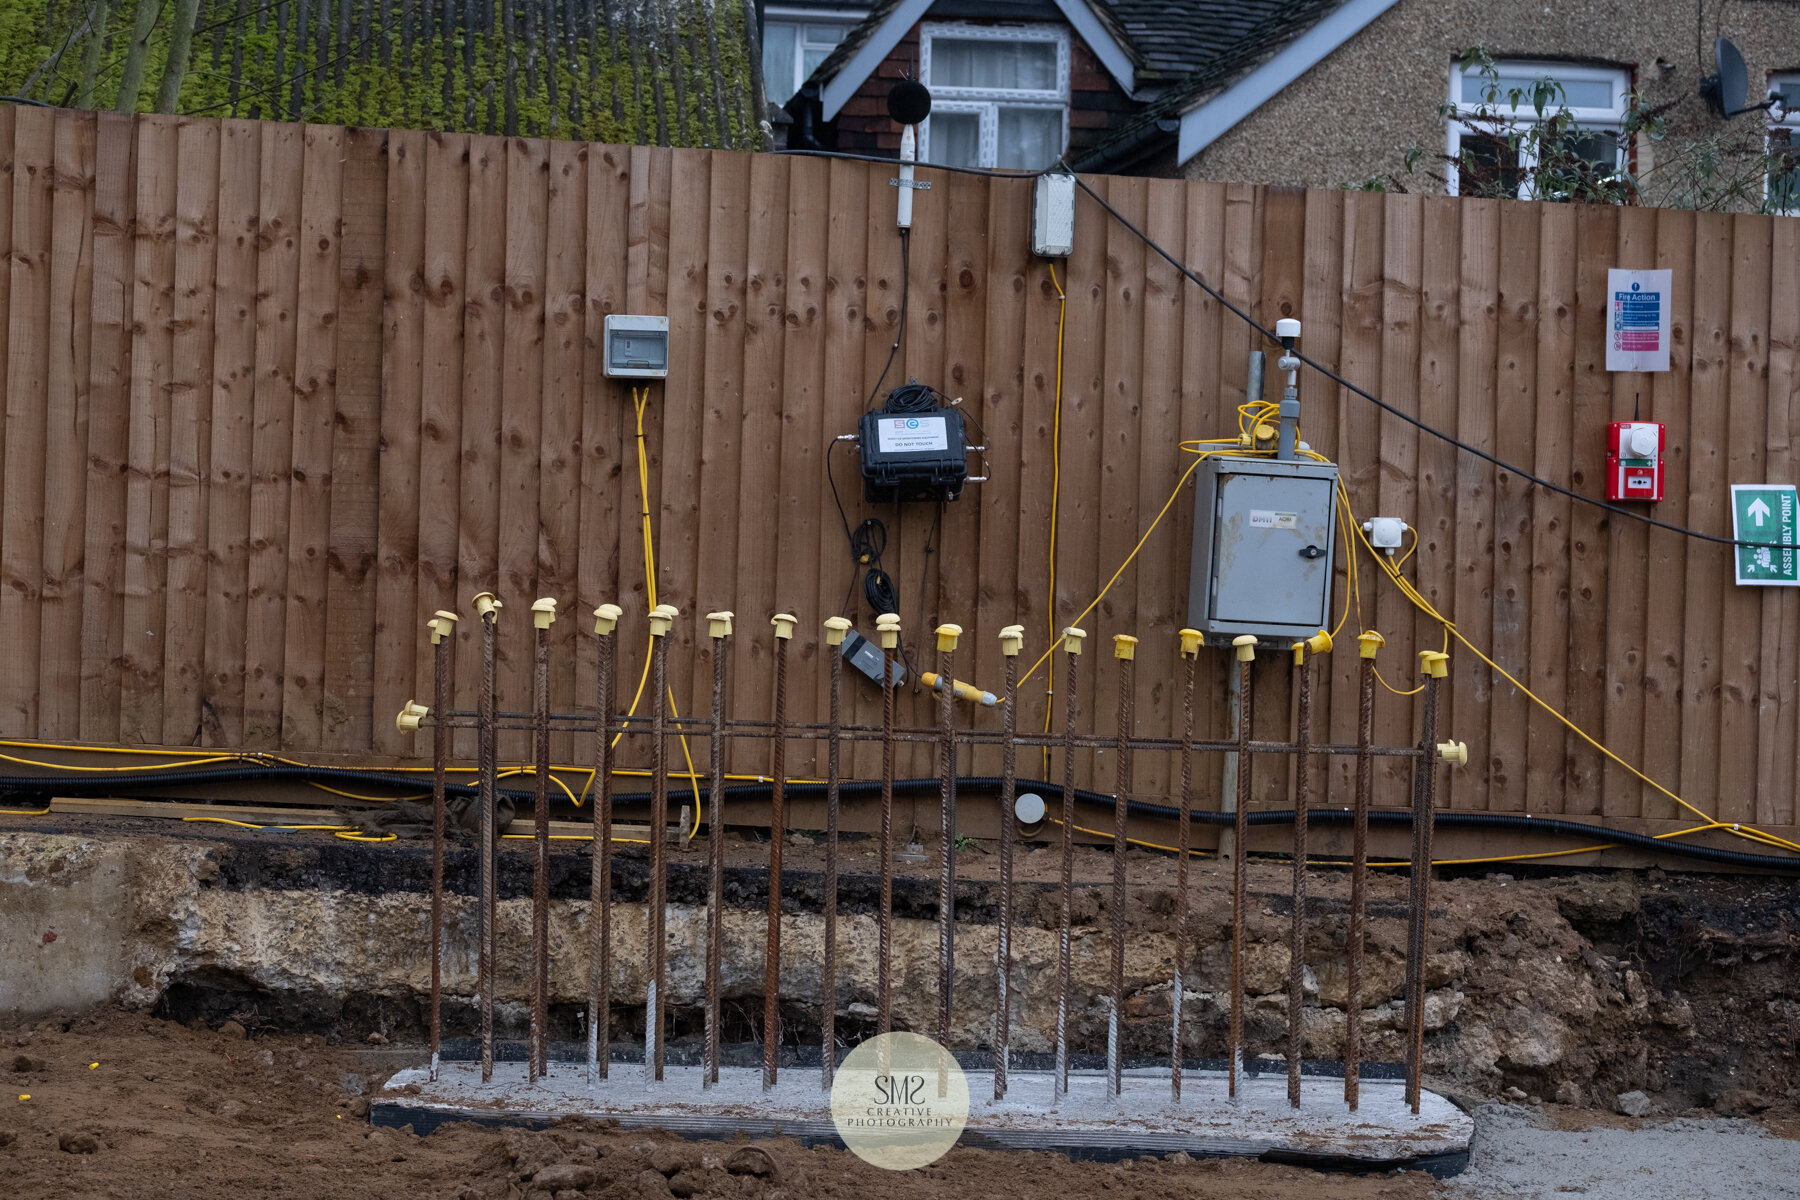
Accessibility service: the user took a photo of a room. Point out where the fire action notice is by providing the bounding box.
[1606,268,1672,373]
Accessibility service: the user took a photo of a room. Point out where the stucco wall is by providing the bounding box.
[1183,0,1800,194]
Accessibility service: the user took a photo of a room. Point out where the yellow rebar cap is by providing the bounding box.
[1419,650,1449,678]
[428,610,460,644]
[999,625,1025,657]
[648,604,678,637]
[1178,628,1203,658]
[823,616,853,646]
[1062,626,1087,654]
[593,603,623,636]
[395,700,429,732]
[1437,740,1469,767]
[936,623,962,652]
[1113,634,1138,660]
[772,613,797,640]
[1357,630,1385,659]
[531,597,558,629]
[472,592,501,619]
[1233,634,1258,662]
[876,612,901,650]
[708,611,735,639]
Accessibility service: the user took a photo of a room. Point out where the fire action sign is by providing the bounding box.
[1606,269,1671,372]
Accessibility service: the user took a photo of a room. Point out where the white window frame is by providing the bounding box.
[763,6,867,107]
[1444,59,1631,198]
[917,21,1071,170]
[1768,73,1800,215]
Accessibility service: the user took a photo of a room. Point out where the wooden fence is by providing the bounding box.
[2,103,1798,846]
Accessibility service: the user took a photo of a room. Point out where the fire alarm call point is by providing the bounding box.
[1606,421,1664,502]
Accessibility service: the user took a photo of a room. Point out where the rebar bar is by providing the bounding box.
[822,642,842,1091]
[430,624,450,1083]
[878,640,896,1037]
[1345,650,1375,1111]
[478,605,498,1085]
[647,630,669,1083]
[936,641,956,1053]
[764,627,789,1091]
[1172,644,1195,1103]
[530,615,551,1082]
[1289,651,1312,1109]
[1406,668,1442,1115]
[1109,646,1133,1101]
[706,627,727,1087]
[591,621,616,1084]
[1229,652,1253,1100]
[994,645,1018,1101]
[1055,638,1080,1100]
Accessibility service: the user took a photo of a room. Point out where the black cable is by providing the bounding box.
[865,227,910,410]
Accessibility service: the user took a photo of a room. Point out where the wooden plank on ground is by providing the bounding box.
[1761,216,1800,829]
[201,119,262,747]
[320,126,386,750]
[79,110,133,744]
[120,114,180,744]
[1449,198,1497,813]
[161,117,221,746]
[38,112,96,742]
[243,122,305,747]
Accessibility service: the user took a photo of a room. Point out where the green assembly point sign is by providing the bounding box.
[1731,484,1800,586]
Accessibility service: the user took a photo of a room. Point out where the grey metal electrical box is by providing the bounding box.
[1186,456,1339,646]
[602,314,670,378]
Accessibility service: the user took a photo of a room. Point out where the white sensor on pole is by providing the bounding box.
[897,126,916,230]
[1275,318,1302,348]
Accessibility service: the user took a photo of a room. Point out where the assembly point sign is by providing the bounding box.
[830,1032,969,1169]
[1731,484,1800,586]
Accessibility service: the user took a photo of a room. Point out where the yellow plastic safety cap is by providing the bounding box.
[1113,634,1138,661]
[772,613,797,640]
[823,616,852,647]
[1306,629,1333,656]
[1178,628,1204,658]
[999,625,1025,657]
[395,701,429,732]
[531,597,558,630]
[593,603,623,636]
[1357,630,1385,659]
[709,611,736,640]
[472,591,501,619]
[648,604,678,637]
[1419,650,1449,679]
[935,623,962,652]
[1063,626,1087,655]
[1437,740,1469,767]
[1233,634,1258,662]
[876,612,901,651]
[428,610,460,644]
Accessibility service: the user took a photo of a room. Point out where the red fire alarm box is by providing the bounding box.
[1607,421,1664,501]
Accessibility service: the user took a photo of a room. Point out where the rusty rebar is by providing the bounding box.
[430,626,450,1083]
[706,628,727,1087]
[1108,648,1133,1101]
[1406,670,1441,1115]
[936,642,956,1053]
[1229,653,1252,1100]
[994,647,1018,1102]
[764,629,789,1091]
[478,607,498,1084]
[1054,641,1079,1100]
[822,642,842,1090]
[1172,647,1195,1103]
[878,640,895,1037]
[1345,652,1375,1110]
[647,631,669,1083]
[591,624,616,1084]
[531,618,551,1083]
[1288,651,1312,1109]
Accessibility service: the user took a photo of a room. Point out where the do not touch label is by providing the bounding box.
[875,415,949,453]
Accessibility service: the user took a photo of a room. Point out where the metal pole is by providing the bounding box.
[1229,636,1256,1100]
[934,626,960,1054]
[766,615,796,1090]
[591,604,621,1085]
[822,617,852,1089]
[1108,635,1136,1101]
[474,592,501,1085]
[1406,653,1444,1115]
[995,626,1024,1102]
[530,600,555,1082]
[1288,644,1313,1109]
[1173,630,1200,1102]
[1054,627,1085,1100]
[429,611,455,1083]
[876,613,900,1036]
[646,604,675,1083]
[1346,633,1379,1111]
[705,612,733,1087]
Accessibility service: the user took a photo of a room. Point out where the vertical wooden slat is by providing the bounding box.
[1413,197,1461,775]
[1762,217,1800,829]
[938,167,987,767]
[80,111,134,744]
[161,118,221,746]
[1449,198,1497,813]
[38,113,96,741]
[201,121,262,747]
[320,126,386,749]
[1095,174,1145,771]
[120,115,180,744]
[0,108,14,732]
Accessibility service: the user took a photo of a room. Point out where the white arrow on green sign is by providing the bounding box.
[1730,484,1800,586]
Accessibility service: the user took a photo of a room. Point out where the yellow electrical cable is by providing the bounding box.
[0,750,251,773]
[0,805,50,815]
[1042,261,1069,772]
[335,831,397,842]
[1044,816,1212,858]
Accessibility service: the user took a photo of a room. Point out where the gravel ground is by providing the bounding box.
[1449,1102,1800,1199]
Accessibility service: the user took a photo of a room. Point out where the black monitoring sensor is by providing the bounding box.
[857,383,969,503]
[887,77,932,126]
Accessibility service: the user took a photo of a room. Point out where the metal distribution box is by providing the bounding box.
[1186,456,1339,645]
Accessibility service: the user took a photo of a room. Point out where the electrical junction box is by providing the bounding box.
[1032,173,1076,257]
[857,408,969,502]
[602,314,669,378]
[1186,456,1339,646]
[1606,421,1664,501]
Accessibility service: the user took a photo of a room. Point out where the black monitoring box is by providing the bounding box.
[857,408,969,503]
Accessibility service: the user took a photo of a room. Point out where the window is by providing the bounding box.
[918,23,1070,170]
[1446,60,1631,198]
[1770,74,1800,215]
[763,8,865,107]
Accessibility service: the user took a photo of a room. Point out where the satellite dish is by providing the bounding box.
[1701,37,1777,118]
